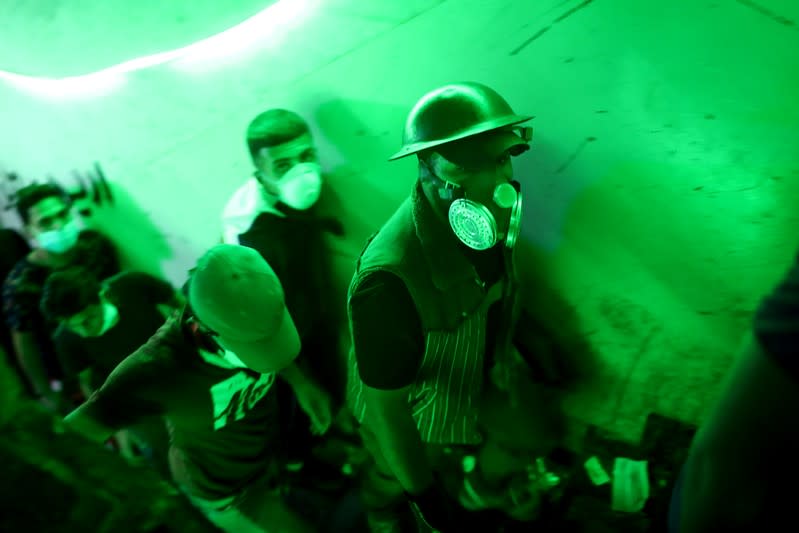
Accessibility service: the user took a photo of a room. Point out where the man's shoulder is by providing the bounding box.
[222,178,260,212]
[357,201,418,270]
[77,228,111,244]
[2,256,43,293]
[116,318,188,372]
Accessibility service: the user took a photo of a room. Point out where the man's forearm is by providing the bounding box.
[12,333,53,397]
[279,361,312,390]
[366,409,435,495]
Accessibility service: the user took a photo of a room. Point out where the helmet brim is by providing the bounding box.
[436,130,531,170]
[388,114,533,162]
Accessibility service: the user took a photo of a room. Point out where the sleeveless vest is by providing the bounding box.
[346,182,521,445]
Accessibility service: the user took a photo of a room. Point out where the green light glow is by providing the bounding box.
[0,0,311,98]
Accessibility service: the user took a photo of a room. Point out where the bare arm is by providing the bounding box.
[363,384,435,495]
[279,361,312,389]
[11,330,56,402]
[74,369,135,453]
[680,336,796,531]
[280,361,333,435]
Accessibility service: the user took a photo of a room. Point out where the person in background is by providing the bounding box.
[2,183,119,412]
[669,250,799,532]
[0,227,31,386]
[64,244,333,533]
[346,82,562,532]
[221,109,348,464]
[0,344,26,427]
[40,267,181,474]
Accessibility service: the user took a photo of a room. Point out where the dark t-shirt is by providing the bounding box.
[753,252,799,380]
[53,272,175,391]
[350,243,505,390]
[80,311,281,500]
[0,228,30,358]
[238,207,345,400]
[0,229,30,289]
[2,230,119,380]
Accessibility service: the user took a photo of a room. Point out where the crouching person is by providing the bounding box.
[64,244,333,533]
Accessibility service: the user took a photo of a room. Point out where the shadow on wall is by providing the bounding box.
[512,129,601,392]
[516,239,601,391]
[85,182,173,280]
[307,96,415,313]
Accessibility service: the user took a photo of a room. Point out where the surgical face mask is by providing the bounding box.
[35,219,80,254]
[95,302,120,336]
[71,301,119,337]
[277,162,323,211]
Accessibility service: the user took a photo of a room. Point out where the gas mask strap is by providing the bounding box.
[420,157,460,201]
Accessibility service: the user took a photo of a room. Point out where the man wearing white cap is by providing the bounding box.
[64,244,333,533]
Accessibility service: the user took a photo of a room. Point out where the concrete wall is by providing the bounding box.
[1,0,797,443]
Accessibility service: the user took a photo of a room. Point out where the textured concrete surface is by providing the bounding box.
[1,0,798,443]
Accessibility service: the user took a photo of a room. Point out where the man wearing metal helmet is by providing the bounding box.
[346,82,547,532]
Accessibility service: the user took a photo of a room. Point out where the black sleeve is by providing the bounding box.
[79,344,169,430]
[238,228,286,280]
[0,229,30,278]
[753,253,799,379]
[349,271,425,390]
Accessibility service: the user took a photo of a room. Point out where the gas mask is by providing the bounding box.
[447,180,523,251]
[35,219,80,254]
[277,162,323,211]
[425,163,523,251]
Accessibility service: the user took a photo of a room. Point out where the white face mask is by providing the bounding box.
[95,302,120,336]
[72,301,119,337]
[35,219,80,254]
[277,162,323,210]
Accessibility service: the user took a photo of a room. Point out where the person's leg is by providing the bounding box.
[461,378,563,520]
[475,379,561,483]
[358,424,416,533]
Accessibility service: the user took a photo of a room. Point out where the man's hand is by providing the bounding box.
[490,346,528,408]
[293,380,333,436]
